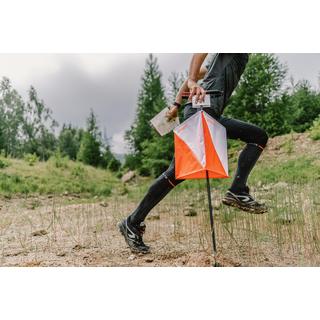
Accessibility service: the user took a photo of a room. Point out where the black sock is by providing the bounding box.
[230,143,264,193]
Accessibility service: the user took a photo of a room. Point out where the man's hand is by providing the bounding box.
[166,105,178,121]
[187,53,208,103]
[187,79,206,103]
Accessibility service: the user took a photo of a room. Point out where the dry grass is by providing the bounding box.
[0,179,319,267]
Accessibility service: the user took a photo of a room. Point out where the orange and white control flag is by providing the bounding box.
[174,110,229,180]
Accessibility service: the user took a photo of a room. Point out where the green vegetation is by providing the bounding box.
[251,156,320,184]
[0,78,120,173]
[310,115,320,140]
[124,54,185,176]
[226,54,320,137]
[226,53,291,136]
[0,154,120,197]
[23,153,39,166]
[125,54,168,175]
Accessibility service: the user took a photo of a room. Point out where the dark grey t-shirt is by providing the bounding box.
[201,53,249,116]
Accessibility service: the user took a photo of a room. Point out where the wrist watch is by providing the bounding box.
[173,102,181,109]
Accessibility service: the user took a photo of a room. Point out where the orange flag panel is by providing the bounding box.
[174,111,229,180]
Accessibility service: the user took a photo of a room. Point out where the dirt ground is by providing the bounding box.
[0,195,224,267]
[1,182,319,267]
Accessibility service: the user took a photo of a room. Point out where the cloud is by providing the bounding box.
[7,53,191,153]
[19,55,149,136]
[0,53,319,154]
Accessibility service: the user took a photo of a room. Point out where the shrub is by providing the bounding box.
[71,164,86,178]
[50,152,69,168]
[310,116,320,141]
[0,158,10,169]
[93,185,112,197]
[24,153,39,166]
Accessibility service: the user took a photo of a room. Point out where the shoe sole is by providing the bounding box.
[118,222,150,254]
[222,198,267,214]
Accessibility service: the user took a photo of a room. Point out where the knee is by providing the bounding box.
[163,166,184,187]
[260,129,269,148]
[254,128,268,148]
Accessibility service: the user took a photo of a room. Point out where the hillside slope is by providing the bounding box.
[251,131,320,185]
[126,131,320,199]
[0,155,121,198]
[0,132,318,199]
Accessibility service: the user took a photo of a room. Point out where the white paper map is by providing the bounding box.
[150,107,180,136]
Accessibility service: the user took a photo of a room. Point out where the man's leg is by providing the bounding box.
[219,116,269,213]
[119,158,184,253]
[129,158,184,226]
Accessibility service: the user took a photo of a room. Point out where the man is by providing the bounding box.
[119,53,268,254]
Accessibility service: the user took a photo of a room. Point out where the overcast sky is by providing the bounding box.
[0,53,319,153]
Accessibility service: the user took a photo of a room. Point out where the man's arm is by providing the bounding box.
[175,66,207,104]
[188,53,208,102]
[166,65,208,120]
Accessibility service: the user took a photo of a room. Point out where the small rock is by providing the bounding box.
[184,207,197,217]
[128,254,136,261]
[27,200,41,210]
[121,171,136,183]
[63,191,69,196]
[4,251,25,257]
[23,260,42,267]
[56,251,67,257]
[31,229,48,236]
[47,195,53,199]
[144,258,154,263]
[233,262,242,267]
[99,201,108,207]
[147,214,160,220]
[213,201,221,210]
[73,244,85,250]
[262,184,272,191]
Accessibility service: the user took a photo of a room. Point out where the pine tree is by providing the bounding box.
[141,72,185,176]
[124,54,166,173]
[77,109,102,166]
[58,124,83,160]
[101,145,121,172]
[288,80,320,132]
